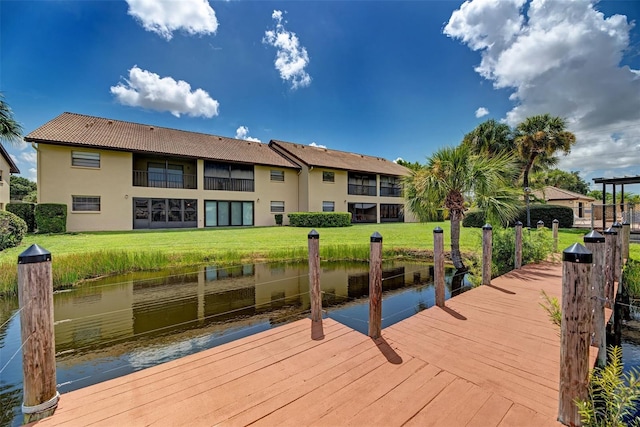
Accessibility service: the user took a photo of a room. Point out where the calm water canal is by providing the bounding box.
[0,260,470,426]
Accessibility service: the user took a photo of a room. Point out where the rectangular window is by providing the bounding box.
[270,201,285,213]
[270,170,285,182]
[381,204,404,222]
[322,201,335,212]
[204,161,254,191]
[0,170,3,183]
[72,151,100,168]
[323,171,335,182]
[72,195,100,212]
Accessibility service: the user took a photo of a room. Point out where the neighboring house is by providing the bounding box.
[0,144,20,210]
[25,112,413,231]
[533,186,595,222]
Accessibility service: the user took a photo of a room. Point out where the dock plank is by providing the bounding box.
[32,261,594,427]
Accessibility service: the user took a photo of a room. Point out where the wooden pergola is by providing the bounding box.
[593,175,640,229]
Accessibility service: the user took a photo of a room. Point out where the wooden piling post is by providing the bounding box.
[308,229,322,322]
[613,221,623,283]
[18,244,59,423]
[482,224,492,286]
[558,243,592,426]
[604,226,617,308]
[434,227,445,308]
[622,221,630,261]
[537,220,544,229]
[515,221,523,270]
[368,232,383,339]
[584,230,606,367]
[552,219,559,252]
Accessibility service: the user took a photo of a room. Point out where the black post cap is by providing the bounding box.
[553,219,559,224]
[562,243,592,264]
[515,221,523,226]
[308,229,319,239]
[583,230,605,243]
[433,226,443,234]
[604,226,618,235]
[623,221,631,226]
[18,244,52,264]
[613,221,622,228]
[482,223,492,230]
[537,220,545,226]
[370,231,383,243]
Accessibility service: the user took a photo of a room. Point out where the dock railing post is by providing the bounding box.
[584,230,606,367]
[622,220,630,261]
[482,224,492,286]
[604,226,617,308]
[515,221,523,270]
[613,221,623,282]
[537,220,544,229]
[368,232,383,339]
[558,243,592,426]
[308,229,322,323]
[18,244,59,424]
[552,219,559,252]
[434,227,445,308]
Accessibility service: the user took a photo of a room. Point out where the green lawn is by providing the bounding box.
[0,223,634,296]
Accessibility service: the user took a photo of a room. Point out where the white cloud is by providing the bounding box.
[309,142,326,149]
[394,157,404,164]
[475,107,489,118]
[28,168,37,183]
[235,126,261,142]
[111,66,220,118]
[9,153,18,164]
[125,0,218,41]
[444,0,640,180]
[20,151,37,164]
[263,10,311,90]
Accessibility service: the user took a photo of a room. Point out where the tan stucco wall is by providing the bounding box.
[0,155,10,209]
[549,199,593,219]
[307,169,348,212]
[38,144,300,231]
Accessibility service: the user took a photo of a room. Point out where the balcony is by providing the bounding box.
[348,184,377,196]
[380,186,402,197]
[204,177,255,192]
[133,170,197,189]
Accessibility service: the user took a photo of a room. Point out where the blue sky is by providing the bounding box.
[2,0,640,190]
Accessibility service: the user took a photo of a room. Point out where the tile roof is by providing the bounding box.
[0,144,20,174]
[269,140,410,177]
[533,186,595,201]
[25,112,300,169]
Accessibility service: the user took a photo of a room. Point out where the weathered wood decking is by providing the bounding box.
[33,262,597,426]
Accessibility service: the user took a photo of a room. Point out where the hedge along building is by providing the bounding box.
[25,112,414,232]
[0,143,20,210]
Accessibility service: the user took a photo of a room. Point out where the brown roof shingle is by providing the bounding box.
[269,140,409,176]
[25,112,300,169]
[533,186,595,202]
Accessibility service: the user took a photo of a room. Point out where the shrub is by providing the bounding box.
[0,210,27,251]
[288,212,352,228]
[274,214,283,226]
[35,203,67,233]
[7,202,36,232]
[491,226,553,277]
[623,258,640,300]
[463,204,573,228]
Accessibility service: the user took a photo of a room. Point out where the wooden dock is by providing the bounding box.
[32,261,595,426]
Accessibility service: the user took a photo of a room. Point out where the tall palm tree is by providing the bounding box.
[515,114,576,190]
[462,119,513,156]
[0,93,23,146]
[404,144,521,270]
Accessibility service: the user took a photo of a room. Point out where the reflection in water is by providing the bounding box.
[1,260,467,426]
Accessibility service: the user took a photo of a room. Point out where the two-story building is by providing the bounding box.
[0,144,20,210]
[25,112,413,231]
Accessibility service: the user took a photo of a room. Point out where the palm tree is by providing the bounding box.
[0,93,23,146]
[404,144,521,270]
[515,114,576,190]
[462,119,513,156]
